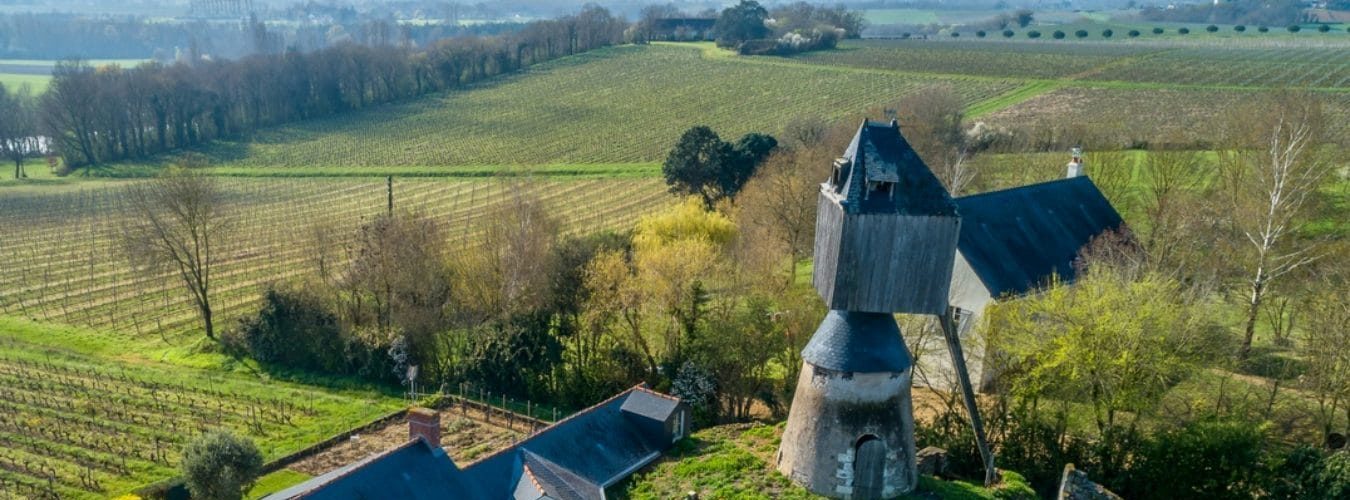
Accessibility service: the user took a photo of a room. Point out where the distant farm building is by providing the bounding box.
[267,385,689,500]
[650,18,717,41]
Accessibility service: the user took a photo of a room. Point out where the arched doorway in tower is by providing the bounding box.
[854,434,885,499]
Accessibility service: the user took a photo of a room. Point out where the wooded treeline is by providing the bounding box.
[0,12,527,59]
[40,6,626,167]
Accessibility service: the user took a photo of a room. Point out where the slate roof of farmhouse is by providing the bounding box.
[463,385,681,499]
[267,438,487,500]
[268,385,685,500]
[802,310,912,373]
[830,120,957,216]
[954,176,1124,298]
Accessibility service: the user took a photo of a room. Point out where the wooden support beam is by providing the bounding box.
[939,306,997,487]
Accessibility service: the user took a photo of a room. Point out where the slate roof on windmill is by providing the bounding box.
[954,176,1125,298]
[828,119,958,216]
[801,311,913,373]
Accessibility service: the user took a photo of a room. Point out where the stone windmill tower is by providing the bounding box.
[777,119,960,499]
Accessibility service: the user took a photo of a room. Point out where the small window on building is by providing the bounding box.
[672,409,685,443]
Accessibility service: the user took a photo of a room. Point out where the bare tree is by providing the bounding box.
[898,87,977,195]
[734,147,829,284]
[1220,93,1332,360]
[1140,150,1209,266]
[458,181,560,322]
[1083,150,1135,215]
[122,169,231,339]
[1297,264,1350,439]
[0,83,37,178]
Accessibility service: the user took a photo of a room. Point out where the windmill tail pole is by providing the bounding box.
[940,305,997,487]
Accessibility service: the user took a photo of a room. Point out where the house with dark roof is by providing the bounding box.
[266,385,689,500]
[916,157,1125,391]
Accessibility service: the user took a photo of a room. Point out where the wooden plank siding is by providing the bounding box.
[813,191,959,315]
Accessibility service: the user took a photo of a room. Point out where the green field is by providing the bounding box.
[0,316,401,499]
[0,176,672,495]
[789,40,1349,89]
[789,40,1150,79]
[0,59,147,94]
[0,72,49,92]
[162,43,1017,170]
[0,178,672,339]
[5,33,1350,498]
[94,40,1343,175]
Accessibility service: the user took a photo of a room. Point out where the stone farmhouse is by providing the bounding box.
[918,151,1125,391]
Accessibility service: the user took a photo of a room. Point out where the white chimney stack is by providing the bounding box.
[1066,146,1084,178]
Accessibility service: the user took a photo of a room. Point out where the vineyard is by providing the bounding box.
[787,40,1152,79]
[787,40,1350,90]
[1082,45,1350,88]
[184,44,1018,169]
[0,178,673,340]
[0,321,402,499]
[979,86,1350,145]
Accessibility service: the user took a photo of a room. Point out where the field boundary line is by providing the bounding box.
[1063,47,1174,81]
[965,81,1061,118]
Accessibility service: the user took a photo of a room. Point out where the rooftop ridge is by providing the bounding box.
[630,384,681,403]
[955,176,1089,201]
[521,463,545,495]
[461,383,648,467]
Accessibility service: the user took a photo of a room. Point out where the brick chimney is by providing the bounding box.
[408,407,441,447]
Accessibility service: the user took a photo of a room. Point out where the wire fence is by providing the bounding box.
[407,382,563,434]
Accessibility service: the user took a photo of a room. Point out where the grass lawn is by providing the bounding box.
[618,422,1036,499]
[247,469,313,499]
[0,72,50,92]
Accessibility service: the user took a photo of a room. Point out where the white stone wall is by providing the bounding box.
[778,364,917,499]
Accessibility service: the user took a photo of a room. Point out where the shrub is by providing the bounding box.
[1287,25,1301,33]
[1027,30,1041,38]
[181,431,263,500]
[1269,446,1350,499]
[236,285,348,374]
[1317,24,1331,33]
[1318,452,1350,498]
[976,30,986,38]
[1178,27,1190,34]
[1258,26,1269,32]
[1128,29,1140,37]
[1074,29,1088,38]
[1053,30,1066,39]
[1102,29,1113,38]
[1235,25,1246,32]
[1003,29,1015,38]
[1206,25,1218,33]
[1152,27,1164,34]
[951,31,960,37]
[1126,419,1269,499]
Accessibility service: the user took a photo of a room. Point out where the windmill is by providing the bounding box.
[777,119,985,498]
